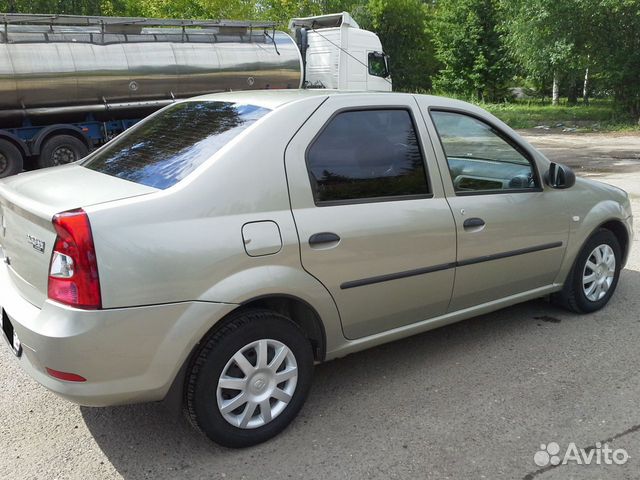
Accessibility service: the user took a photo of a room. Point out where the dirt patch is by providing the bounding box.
[519,130,640,176]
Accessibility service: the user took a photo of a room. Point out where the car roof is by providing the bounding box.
[188,89,338,110]
[187,89,481,114]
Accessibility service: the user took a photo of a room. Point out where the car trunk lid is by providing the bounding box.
[0,164,157,307]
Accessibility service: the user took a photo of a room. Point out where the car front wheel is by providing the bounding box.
[555,228,622,313]
[185,309,314,448]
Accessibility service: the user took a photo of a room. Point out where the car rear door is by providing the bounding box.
[417,101,570,311]
[284,94,456,340]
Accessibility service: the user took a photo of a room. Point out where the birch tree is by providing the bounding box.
[503,0,590,105]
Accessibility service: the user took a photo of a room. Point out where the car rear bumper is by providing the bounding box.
[0,262,236,406]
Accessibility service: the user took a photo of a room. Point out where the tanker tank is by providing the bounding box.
[0,15,303,123]
[0,12,389,176]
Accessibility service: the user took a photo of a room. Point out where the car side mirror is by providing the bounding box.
[545,162,576,189]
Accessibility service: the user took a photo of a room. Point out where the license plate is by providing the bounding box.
[0,307,22,357]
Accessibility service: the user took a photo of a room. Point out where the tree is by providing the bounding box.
[0,0,125,15]
[502,0,592,105]
[590,0,640,121]
[123,0,255,19]
[358,0,436,92]
[254,0,322,25]
[431,0,511,102]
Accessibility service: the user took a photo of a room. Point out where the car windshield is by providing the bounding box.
[82,101,271,189]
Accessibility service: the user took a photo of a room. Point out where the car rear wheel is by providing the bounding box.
[185,309,314,448]
[554,229,622,313]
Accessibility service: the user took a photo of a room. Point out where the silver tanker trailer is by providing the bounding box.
[0,12,391,176]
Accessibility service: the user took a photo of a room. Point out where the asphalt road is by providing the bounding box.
[1,132,640,480]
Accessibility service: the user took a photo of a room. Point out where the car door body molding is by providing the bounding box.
[455,241,564,267]
[340,241,563,290]
[340,262,457,289]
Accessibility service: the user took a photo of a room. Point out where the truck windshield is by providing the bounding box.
[83,101,271,189]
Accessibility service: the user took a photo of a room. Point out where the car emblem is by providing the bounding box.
[26,234,45,254]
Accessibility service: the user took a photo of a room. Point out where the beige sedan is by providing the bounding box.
[0,91,633,447]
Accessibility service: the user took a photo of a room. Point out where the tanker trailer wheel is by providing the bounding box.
[38,135,89,168]
[0,139,24,178]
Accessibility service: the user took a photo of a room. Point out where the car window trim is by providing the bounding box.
[427,107,544,196]
[305,106,433,207]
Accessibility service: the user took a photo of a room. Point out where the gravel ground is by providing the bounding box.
[1,132,639,480]
[521,130,640,178]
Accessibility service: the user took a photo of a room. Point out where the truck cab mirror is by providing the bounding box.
[545,162,576,189]
[368,52,390,78]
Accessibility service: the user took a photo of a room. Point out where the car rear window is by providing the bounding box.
[82,101,271,189]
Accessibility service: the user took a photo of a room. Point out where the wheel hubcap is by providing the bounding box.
[217,339,298,429]
[582,244,616,302]
[52,146,76,165]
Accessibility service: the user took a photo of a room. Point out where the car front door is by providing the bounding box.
[419,104,570,311]
[285,94,457,340]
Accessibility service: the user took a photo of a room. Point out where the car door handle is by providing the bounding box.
[463,217,485,229]
[309,232,341,246]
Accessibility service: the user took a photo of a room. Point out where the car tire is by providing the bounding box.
[38,135,89,168]
[185,309,314,448]
[553,229,622,313]
[0,139,24,177]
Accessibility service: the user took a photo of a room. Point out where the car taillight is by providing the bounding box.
[48,209,101,309]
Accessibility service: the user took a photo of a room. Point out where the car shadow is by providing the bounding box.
[81,268,640,479]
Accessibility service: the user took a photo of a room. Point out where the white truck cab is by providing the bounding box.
[290,12,392,92]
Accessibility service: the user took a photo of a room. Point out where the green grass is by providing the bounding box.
[475,99,639,132]
[411,90,640,132]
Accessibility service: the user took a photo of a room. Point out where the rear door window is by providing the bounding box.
[83,101,270,189]
[306,109,430,204]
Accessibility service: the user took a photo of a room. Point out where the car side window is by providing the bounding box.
[430,110,539,194]
[306,109,430,204]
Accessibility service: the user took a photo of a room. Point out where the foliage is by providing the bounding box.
[502,0,596,105]
[0,0,322,21]
[0,0,123,15]
[430,0,511,102]
[357,0,436,91]
[2,0,640,123]
[503,1,584,80]
[589,0,640,118]
[503,0,640,119]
